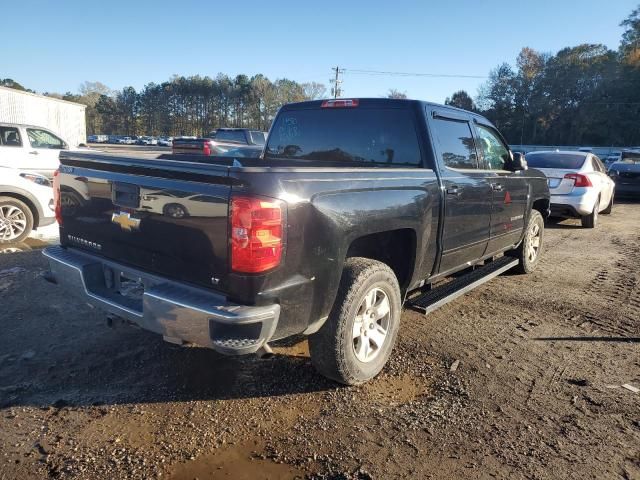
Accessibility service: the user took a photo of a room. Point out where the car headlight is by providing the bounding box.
[20,172,51,187]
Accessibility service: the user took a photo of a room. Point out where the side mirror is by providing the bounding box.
[510,152,527,171]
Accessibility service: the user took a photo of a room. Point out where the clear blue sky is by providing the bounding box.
[4,0,637,102]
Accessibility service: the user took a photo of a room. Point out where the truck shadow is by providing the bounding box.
[0,323,336,410]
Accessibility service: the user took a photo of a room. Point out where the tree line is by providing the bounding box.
[445,5,640,146]
[48,76,327,137]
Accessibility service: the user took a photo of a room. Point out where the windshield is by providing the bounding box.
[525,152,586,170]
[214,130,247,143]
[621,151,640,163]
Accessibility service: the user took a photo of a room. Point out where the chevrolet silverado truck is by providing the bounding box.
[43,98,550,385]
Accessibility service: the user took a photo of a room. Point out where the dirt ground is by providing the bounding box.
[0,202,638,480]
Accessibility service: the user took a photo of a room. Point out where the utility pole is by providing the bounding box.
[330,66,344,98]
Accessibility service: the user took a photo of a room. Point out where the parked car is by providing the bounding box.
[608,149,640,198]
[117,137,136,145]
[209,128,267,146]
[171,137,228,156]
[0,167,55,243]
[88,135,109,144]
[172,128,267,156]
[0,123,91,178]
[44,98,550,385]
[136,136,158,146]
[157,137,173,147]
[603,152,621,167]
[525,151,615,228]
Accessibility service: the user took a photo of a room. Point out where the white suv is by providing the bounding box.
[0,123,83,178]
[0,167,55,243]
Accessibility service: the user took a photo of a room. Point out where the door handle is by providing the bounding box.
[491,183,503,192]
[29,151,39,155]
[446,186,461,196]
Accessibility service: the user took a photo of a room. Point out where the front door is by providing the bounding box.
[429,113,492,274]
[474,123,528,253]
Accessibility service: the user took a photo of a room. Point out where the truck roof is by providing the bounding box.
[280,97,490,121]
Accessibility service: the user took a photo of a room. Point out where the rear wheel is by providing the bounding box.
[163,203,188,218]
[581,199,599,228]
[602,192,613,215]
[0,197,34,244]
[309,258,401,385]
[509,209,544,274]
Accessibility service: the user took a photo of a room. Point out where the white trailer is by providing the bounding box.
[0,86,86,147]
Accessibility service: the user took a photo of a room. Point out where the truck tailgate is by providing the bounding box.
[57,152,234,291]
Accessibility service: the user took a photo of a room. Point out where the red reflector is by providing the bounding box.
[203,142,211,156]
[231,196,284,273]
[321,99,359,108]
[564,173,592,188]
[53,170,62,225]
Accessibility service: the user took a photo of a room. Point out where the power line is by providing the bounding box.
[343,68,488,79]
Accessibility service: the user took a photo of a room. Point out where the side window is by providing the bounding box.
[27,128,64,149]
[431,118,478,169]
[0,127,22,147]
[592,156,605,173]
[476,124,510,170]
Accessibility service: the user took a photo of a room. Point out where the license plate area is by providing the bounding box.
[103,266,145,306]
[112,182,140,208]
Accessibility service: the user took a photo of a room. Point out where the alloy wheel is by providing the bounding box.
[352,287,391,363]
[527,222,541,263]
[0,205,28,241]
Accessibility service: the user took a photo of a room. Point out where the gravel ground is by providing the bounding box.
[0,202,638,479]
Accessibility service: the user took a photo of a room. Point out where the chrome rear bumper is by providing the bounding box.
[43,246,279,355]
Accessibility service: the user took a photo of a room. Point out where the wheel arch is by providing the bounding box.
[345,228,417,294]
[0,189,41,227]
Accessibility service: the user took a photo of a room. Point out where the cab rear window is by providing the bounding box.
[265,108,422,167]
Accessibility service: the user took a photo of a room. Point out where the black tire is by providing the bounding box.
[581,199,599,228]
[308,257,402,385]
[508,209,544,274]
[163,203,188,218]
[0,196,34,244]
[602,192,613,214]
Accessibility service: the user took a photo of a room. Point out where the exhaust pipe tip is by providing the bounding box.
[256,343,274,360]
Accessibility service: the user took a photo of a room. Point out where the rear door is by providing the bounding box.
[429,111,492,274]
[473,122,528,253]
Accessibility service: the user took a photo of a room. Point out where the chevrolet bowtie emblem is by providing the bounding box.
[111,212,141,231]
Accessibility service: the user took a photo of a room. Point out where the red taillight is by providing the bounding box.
[564,173,593,188]
[53,170,62,225]
[203,142,211,156]
[231,196,284,273]
[321,99,359,108]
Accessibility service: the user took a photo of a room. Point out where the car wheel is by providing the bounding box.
[602,192,613,214]
[581,199,599,228]
[508,209,544,274]
[309,257,401,385]
[163,203,188,218]
[0,197,34,244]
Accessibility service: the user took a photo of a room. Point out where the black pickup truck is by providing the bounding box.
[44,98,550,385]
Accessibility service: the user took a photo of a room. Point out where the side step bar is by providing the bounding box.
[407,256,519,314]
